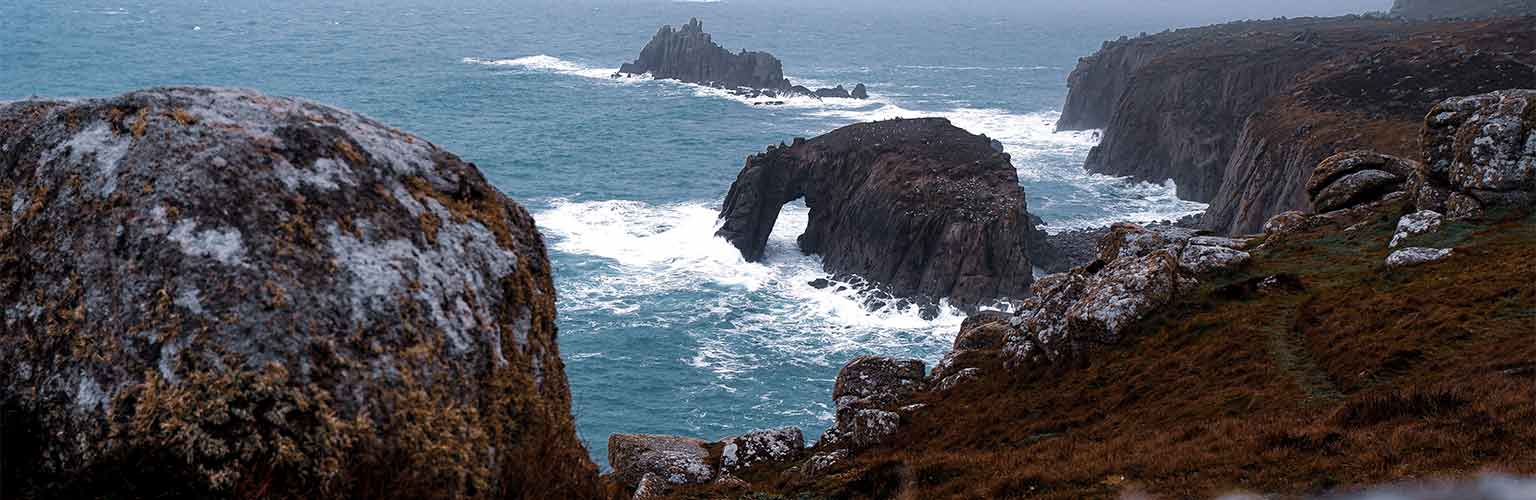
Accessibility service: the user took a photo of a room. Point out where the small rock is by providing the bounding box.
[832,356,927,407]
[1386,247,1454,268]
[1188,236,1249,250]
[711,473,749,490]
[936,368,982,392]
[841,409,900,448]
[1263,211,1309,240]
[1390,210,1444,248]
[1097,223,1172,264]
[1178,245,1252,274]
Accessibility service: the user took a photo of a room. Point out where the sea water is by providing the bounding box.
[2,0,1232,467]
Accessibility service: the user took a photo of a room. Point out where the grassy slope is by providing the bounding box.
[696,207,1535,499]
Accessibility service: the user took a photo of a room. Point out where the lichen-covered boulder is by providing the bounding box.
[1096,223,1171,264]
[1066,250,1196,347]
[832,356,927,407]
[1387,247,1455,268]
[0,88,597,498]
[1420,89,1536,216]
[838,408,901,448]
[608,434,715,487]
[1307,150,1415,213]
[800,450,849,479]
[719,427,805,473]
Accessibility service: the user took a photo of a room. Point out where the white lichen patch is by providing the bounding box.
[51,121,133,196]
[175,286,205,314]
[168,219,248,267]
[75,375,107,413]
[274,157,355,191]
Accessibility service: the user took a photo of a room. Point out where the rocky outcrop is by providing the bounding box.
[617,18,868,100]
[1307,150,1417,213]
[821,356,927,450]
[1417,89,1536,217]
[714,118,1035,307]
[0,88,598,498]
[720,427,805,473]
[1392,0,1536,19]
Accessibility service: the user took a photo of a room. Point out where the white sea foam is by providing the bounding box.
[461,55,632,81]
[536,198,966,377]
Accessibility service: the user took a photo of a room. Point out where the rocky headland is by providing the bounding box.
[610,87,1536,499]
[1060,16,1536,235]
[0,88,602,499]
[714,118,1042,309]
[617,18,870,103]
[1392,0,1536,19]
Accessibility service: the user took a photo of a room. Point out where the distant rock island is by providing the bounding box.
[617,18,869,104]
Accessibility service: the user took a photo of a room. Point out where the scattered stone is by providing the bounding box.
[719,427,805,473]
[1386,247,1455,268]
[1179,244,1252,274]
[1391,210,1445,248]
[1263,211,1310,241]
[608,434,715,487]
[936,368,982,392]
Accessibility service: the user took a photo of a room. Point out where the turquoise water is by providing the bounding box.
[1,0,1246,467]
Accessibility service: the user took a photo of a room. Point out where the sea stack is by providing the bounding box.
[0,87,601,499]
[618,18,870,100]
[715,118,1036,307]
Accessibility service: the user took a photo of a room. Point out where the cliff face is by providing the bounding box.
[1392,0,1536,19]
[1204,21,1536,234]
[1070,18,1416,203]
[0,88,600,499]
[619,18,790,91]
[715,118,1034,307]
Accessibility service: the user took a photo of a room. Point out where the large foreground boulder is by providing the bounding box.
[0,88,598,499]
[608,434,715,488]
[715,118,1036,307]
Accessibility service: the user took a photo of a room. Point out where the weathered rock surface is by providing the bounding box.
[715,118,1035,307]
[609,434,715,487]
[1308,151,1416,213]
[0,88,598,499]
[1387,247,1456,267]
[1391,0,1536,19]
[833,356,927,407]
[1418,89,1536,216]
[1004,223,1208,362]
[720,427,805,473]
[617,18,868,100]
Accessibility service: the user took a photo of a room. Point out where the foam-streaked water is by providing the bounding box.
[3,0,1212,467]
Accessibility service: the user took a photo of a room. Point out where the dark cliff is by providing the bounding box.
[0,88,601,499]
[1071,17,1418,203]
[715,118,1035,307]
[619,18,791,91]
[1205,24,1536,234]
[1392,0,1536,19]
[1061,16,1536,235]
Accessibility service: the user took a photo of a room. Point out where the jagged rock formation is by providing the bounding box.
[617,18,868,100]
[1392,0,1536,19]
[820,356,928,450]
[714,118,1036,307]
[1061,17,1536,235]
[0,88,600,499]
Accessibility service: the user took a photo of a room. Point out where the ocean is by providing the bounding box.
[2,0,1224,467]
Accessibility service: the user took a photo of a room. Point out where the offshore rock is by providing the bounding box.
[617,18,869,100]
[0,88,598,498]
[715,118,1035,307]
